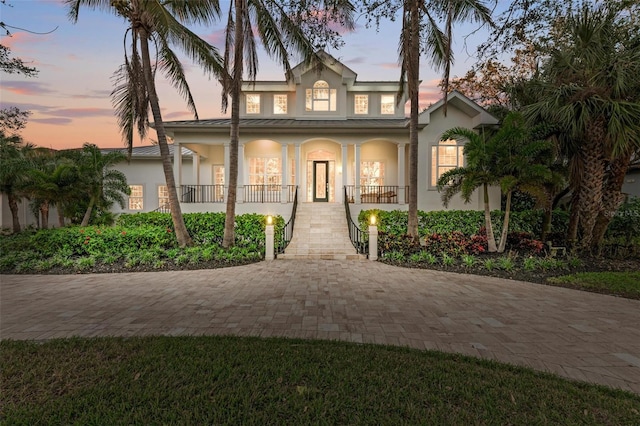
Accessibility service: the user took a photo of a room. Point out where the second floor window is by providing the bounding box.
[129,185,143,210]
[306,80,336,112]
[381,95,395,114]
[354,95,368,114]
[273,94,288,114]
[246,94,260,114]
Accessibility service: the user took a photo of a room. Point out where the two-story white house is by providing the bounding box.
[1,52,500,230]
[117,51,499,219]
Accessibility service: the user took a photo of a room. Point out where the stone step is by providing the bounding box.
[279,202,365,261]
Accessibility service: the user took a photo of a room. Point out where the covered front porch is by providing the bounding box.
[172,137,410,209]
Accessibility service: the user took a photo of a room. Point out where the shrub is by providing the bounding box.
[441,253,455,266]
[506,232,544,255]
[461,254,476,268]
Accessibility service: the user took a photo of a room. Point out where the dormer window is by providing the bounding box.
[306,80,336,112]
[246,94,260,114]
[273,94,287,114]
[381,95,395,114]
[354,95,368,114]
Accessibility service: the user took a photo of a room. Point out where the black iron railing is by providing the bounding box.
[345,185,401,204]
[276,186,298,255]
[181,185,225,203]
[344,186,368,255]
[244,184,297,203]
[152,203,171,213]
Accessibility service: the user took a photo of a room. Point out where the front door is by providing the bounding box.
[313,161,329,202]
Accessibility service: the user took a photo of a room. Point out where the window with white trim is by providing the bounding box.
[158,185,169,208]
[360,161,385,187]
[354,94,368,114]
[129,185,143,210]
[246,94,260,114]
[380,95,395,114]
[273,94,287,114]
[431,139,465,186]
[249,158,281,187]
[305,80,337,112]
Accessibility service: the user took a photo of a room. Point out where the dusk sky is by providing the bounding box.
[1,0,494,150]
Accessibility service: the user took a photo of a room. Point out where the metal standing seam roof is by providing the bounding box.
[160,118,418,131]
[101,144,193,158]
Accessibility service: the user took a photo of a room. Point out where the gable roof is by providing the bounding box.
[291,50,357,85]
[419,90,499,128]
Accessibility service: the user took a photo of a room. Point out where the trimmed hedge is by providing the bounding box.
[359,209,569,239]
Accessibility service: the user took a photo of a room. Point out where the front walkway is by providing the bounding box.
[1,260,639,394]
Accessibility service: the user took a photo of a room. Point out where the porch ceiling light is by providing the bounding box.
[266,215,273,225]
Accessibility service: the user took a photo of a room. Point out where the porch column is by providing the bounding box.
[397,143,406,204]
[281,144,288,203]
[295,144,301,201]
[341,144,348,203]
[174,143,182,198]
[354,144,361,204]
[237,144,244,203]
[223,143,230,202]
[192,154,200,185]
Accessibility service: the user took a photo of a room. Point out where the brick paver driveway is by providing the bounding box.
[2,260,639,394]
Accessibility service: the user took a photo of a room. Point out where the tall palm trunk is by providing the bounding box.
[57,204,65,227]
[139,29,192,247]
[8,194,21,233]
[40,201,49,229]
[540,188,554,243]
[80,196,96,227]
[223,0,245,248]
[483,183,498,252]
[591,153,631,248]
[497,190,512,253]
[406,0,420,238]
[577,121,606,250]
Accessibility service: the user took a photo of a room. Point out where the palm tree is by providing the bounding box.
[67,0,226,247]
[22,148,77,229]
[220,0,354,247]
[0,134,33,233]
[437,127,499,252]
[394,0,492,238]
[70,144,130,227]
[524,3,640,250]
[489,113,555,252]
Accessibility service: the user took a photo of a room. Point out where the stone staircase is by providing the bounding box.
[278,202,365,260]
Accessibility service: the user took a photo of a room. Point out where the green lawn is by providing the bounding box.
[548,271,640,299]
[2,336,638,424]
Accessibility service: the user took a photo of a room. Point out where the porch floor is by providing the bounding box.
[278,203,365,260]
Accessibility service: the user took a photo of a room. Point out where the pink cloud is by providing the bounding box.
[71,90,112,99]
[377,62,399,70]
[1,81,56,96]
[29,117,73,125]
[50,108,115,118]
[164,111,192,120]
[202,29,226,46]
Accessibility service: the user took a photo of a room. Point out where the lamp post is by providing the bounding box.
[265,215,274,260]
[368,214,378,261]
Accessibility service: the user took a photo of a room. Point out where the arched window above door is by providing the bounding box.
[306,80,337,112]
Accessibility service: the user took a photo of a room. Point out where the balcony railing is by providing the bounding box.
[244,185,297,203]
[179,185,297,204]
[181,185,224,203]
[345,185,403,204]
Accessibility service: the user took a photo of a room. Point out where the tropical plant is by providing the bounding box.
[0,134,34,233]
[219,0,354,247]
[67,0,226,247]
[21,148,77,229]
[524,2,640,250]
[436,127,500,252]
[70,144,130,227]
